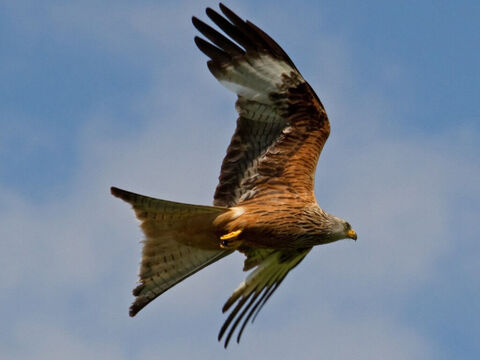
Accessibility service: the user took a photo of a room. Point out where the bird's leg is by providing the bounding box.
[220,229,243,249]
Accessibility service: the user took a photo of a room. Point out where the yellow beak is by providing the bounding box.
[346,229,357,240]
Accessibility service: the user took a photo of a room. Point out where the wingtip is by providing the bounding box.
[218,2,236,20]
[205,7,217,19]
[217,331,229,349]
[218,2,228,12]
[193,36,206,52]
[221,299,232,313]
[193,35,202,46]
[191,15,200,27]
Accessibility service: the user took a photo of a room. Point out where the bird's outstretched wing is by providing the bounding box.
[218,247,311,347]
[193,3,330,207]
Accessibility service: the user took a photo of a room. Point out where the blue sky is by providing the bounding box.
[1,0,479,358]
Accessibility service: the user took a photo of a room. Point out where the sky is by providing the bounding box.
[1,0,479,359]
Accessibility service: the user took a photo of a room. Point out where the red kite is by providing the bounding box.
[112,3,357,348]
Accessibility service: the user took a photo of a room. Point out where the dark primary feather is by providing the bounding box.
[205,6,256,53]
[218,248,310,347]
[192,16,244,56]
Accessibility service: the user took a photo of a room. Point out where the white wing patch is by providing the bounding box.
[218,55,299,105]
[250,55,296,82]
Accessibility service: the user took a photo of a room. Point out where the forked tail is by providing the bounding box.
[111,187,232,316]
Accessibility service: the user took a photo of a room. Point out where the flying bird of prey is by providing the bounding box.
[111,3,357,348]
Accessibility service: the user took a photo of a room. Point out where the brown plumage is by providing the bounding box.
[111,3,357,348]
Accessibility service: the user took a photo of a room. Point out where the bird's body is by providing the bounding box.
[111,3,357,348]
[216,199,347,249]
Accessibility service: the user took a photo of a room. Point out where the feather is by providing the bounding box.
[193,3,330,207]
[218,248,311,347]
[111,187,232,316]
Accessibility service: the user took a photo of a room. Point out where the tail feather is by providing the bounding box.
[111,187,233,316]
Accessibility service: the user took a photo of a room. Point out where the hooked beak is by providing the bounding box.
[346,229,357,241]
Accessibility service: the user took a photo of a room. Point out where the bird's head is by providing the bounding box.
[343,221,357,241]
[326,215,357,242]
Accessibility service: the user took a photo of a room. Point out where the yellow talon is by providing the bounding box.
[220,229,242,240]
[220,229,243,249]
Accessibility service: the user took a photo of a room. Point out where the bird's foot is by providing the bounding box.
[220,229,243,249]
